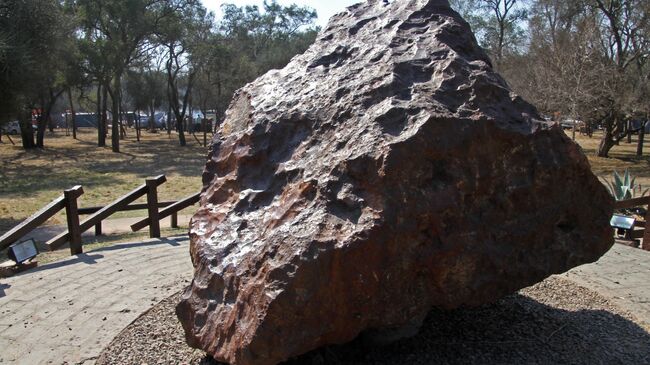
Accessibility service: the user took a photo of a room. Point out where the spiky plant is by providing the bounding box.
[601,169,649,201]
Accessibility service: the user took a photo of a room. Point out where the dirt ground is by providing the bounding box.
[1,128,648,237]
[98,277,650,365]
[0,128,207,235]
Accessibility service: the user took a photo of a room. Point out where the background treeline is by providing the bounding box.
[450,0,650,157]
[0,0,318,151]
[2,0,649,159]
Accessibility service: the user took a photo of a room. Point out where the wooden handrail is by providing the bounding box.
[614,195,650,250]
[46,175,166,250]
[0,174,201,258]
[131,192,200,232]
[64,186,84,255]
[0,193,69,251]
[145,177,161,238]
[614,196,650,210]
[631,229,645,239]
[78,201,176,215]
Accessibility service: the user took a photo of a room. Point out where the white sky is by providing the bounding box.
[201,0,362,27]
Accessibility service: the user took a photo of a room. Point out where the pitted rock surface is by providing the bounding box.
[177,0,614,364]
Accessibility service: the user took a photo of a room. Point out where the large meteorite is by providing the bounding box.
[177,0,613,364]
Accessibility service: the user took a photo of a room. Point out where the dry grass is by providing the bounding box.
[0,127,648,251]
[0,128,208,236]
[573,130,650,188]
[32,227,188,265]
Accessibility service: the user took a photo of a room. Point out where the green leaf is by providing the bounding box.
[614,170,623,190]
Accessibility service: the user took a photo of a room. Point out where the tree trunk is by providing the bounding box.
[36,118,46,148]
[19,111,35,149]
[639,120,647,157]
[97,83,102,145]
[34,97,46,148]
[99,83,107,147]
[111,76,121,153]
[166,82,172,135]
[119,94,126,140]
[120,122,127,139]
[572,120,576,141]
[188,100,193,133]
[37,91,59,148]
[149,103,156,132]
[68,88,77,140]
[627,120,632,143]
[203,119,207,147]
[177,116,186,146]
[597,129,616,157]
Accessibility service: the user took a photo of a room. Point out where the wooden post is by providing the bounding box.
[145,176,164,238]
[95,222,102,236]
[130,192,198,233]
[64,186,84,255]
[202,119,207,147]
[171,212,178,228]
[643,206,650,251]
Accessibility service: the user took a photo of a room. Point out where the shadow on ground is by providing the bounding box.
[0,130,206,196]
[0,217,22,234]
[99,277,650,365]
[276,294,650,364]
[8,236,188,274]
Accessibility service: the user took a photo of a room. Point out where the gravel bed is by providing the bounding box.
[98,276,650,365]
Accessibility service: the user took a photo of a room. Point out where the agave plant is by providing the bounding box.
[601,169,649,201]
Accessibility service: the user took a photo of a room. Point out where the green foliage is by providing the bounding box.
[602,169,649,201]
[206,1,318,118]
[0,0,73,120]
[2,0,318,148]
[449,0,528,62]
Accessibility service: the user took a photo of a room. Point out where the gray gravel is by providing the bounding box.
[98,276,650,365]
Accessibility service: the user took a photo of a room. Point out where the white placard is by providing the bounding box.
[10,239,38,263]
[610,214,635,230]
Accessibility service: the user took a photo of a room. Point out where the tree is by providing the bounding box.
[206,1,318,121]
[73,0,199,152]
[589,0,649,157]
[0,0,76,149]
[126,66,166,133]
[450,0,528,67]
[157,2,213,147]
[516,0,607,135]
[453,0,649,159]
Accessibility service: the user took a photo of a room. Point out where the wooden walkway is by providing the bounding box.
[0,236,192,364]
[564,243,650,330]
[0,240,649,364]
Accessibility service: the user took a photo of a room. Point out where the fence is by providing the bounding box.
[614,196,650,250]
[0,175,200,257]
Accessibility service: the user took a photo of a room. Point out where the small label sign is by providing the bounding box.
[9,239,38,263]
[610,214,635,230]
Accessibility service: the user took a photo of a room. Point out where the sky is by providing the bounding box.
[201,0,361,27]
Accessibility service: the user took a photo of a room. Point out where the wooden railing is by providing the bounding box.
[0,175,201,257]
[130,192,200,232]
[614,196,650,246]
[0,186,82,253]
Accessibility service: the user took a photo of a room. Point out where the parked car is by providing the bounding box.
[2,121,20,135]
[629,119,650,134]
[191,118,213,133]
[560,119,584,130]
[154,113,167,129]
[74,113,100,128]
[135,113,167,129]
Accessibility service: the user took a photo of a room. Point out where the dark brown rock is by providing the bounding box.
[176,0,614,364]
